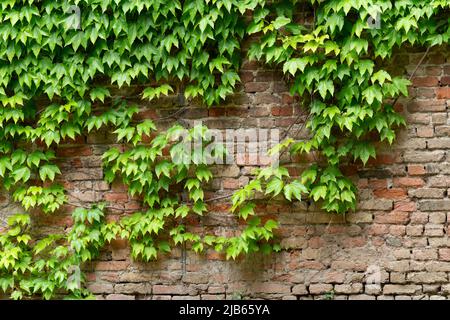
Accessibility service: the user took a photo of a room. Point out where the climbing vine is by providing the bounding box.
[0,0,449,299]
[244,0,449,213]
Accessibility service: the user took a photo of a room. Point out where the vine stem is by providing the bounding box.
[391,46,431,108]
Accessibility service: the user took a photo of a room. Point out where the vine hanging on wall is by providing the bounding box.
[0,0,449,299]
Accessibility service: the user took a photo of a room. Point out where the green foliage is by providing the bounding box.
[0,212,95,300]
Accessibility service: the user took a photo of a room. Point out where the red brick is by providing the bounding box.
[367,224,389,235]
[394,200,416,212]
[416,127,434,138]
[436,87,450,99]
[208,108,226,117]
[271,106,293,116]
[244,82,269,93]
[393,177,425,187]
[407,165,426,175]
[111,182,128,192]
[240,71,254,82]
[309,284,333,294]
[445,66,450,75]
[251,282,291,294]
[57,146,92,157]
[104,193,128,202]
[254,93,281,104]
[412,77,439,87]
[441,76,450,86]
[374,211,410,224]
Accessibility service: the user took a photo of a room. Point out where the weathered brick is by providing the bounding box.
[406,225,423,236]
[408,188,445,199]
[11,45,450,302]
[383,285,421,295]
[87,283,114,294]
[292,284,308,295]
[373,188,407,199]
[244,82,269,93]
[427,138,450,149]
[393,177,425,188]
[390,272,406,284]
[251,282,291,294]
[436,87,450,99]
[105,294,135,300]
[374,211,409,224]
[412,77,440,88]
[201,294,226,300]
[403,151,445,162]
[413,249,438,260]
[153,285,196,295]
[94,261,130,271]
[424,224,445,237]
[358,199,393,211]
[438,249,450,261]
[115,283,150,294]
[419,200,450,211]
[308,284,333,295]
[348,294,376,300]
[407,272,447,283]
[334,284,363,294]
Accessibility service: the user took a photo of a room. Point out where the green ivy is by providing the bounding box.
[245,0,449,213]
[0,0,449,299]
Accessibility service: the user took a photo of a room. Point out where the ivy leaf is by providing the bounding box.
[195,165,212,182]
[371,70,392,85]
[89,87,110,103]
[283,180,308,201]
[283,58,308,76]
[142,84,174,101]
[317,80,334,99]
[392,77,411,96]
[0,157,12,177]
[310,185,327,201]
[239,203,256,220]
[265,177,284,196]
[352,143,376,165]
[39,164,61,182]
[264,219,278,232]
[11,167,30,183]
[362,85,383,105]
[158,241,171,253]
[155,161,172,178]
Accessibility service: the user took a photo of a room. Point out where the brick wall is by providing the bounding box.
[1,44,450,300]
